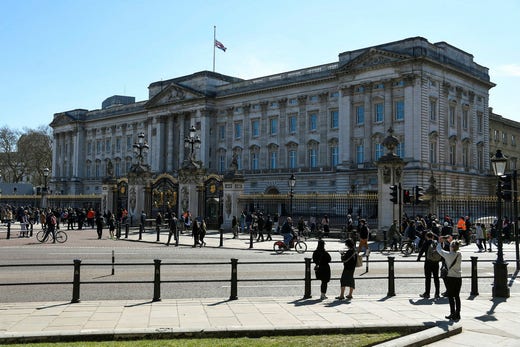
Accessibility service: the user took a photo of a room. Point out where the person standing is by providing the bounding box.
[321,215,330,236]
[475,223,486,252]
[199,218,207,247]
[387,219,401,251]
[357,219,369,255]
[231,216,239,239]
[192,218,200,247]
[256,213,265,242]
[107,212,116,240]
[337,238,357,300]
[312,240,331,300]
[417,231,441,299]
[437,237,462,321]
[95,212,104,239]
[265,214,273,241]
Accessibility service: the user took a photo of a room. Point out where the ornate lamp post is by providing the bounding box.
[288,174,296,217]
[490,149,510,298]
[133,132,149,165]
[184,125,201,164]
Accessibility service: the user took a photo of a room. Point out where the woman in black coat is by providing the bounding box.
[312,240,331,300]
[337,238,357,300]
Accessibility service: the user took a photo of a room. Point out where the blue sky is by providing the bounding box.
[1,0,519,132]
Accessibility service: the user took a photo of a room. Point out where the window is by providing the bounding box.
[429,142,437,164]
[512,135,516,147]
[126,136,132,151]
[86,163,91,178]
[449,143,456,165]
[116,138,121,152]
[397,143,404,158]
[270,118,278,135]
[219,154,225,172]
[331,145,339,167]
[449,106,456,126]
[430,99,437,121]
[269,151,277,169]
[288,115,297,133]
[374,143,383,161]
[251,120,259,137]
[503,132,508,144]
[105,139,111,153]
[394,100,404,121]
[462,109,469,130]
[330,110,339,129]
[115,162,121,177]
[374,103,384,122]
[236,153,242,170]
[330,91,339,98]
[234,122,242,139]
[462,145,469,168]
[356,105,364,124]
[494,129,499,142]
[477,147,483,171]
[308,148,317,168]
[288,149,297,169]
[218,125,225,140]
[96,140,102,154]
[251,152,258,170]
[309,113,318,131]
[95,161,101,178]
[477,112,483,133]
[356,145,364,164]
[87,141,92,155]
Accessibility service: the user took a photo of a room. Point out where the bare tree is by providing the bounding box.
[0,126,21,182]
[17,126,53,186]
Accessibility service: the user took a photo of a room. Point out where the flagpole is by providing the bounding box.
[213,26,216,72]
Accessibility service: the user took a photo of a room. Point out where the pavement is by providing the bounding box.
[1,223,520,346]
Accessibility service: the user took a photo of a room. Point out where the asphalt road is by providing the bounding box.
[1,225,519,303]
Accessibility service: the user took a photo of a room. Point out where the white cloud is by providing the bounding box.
[492,64,520,77]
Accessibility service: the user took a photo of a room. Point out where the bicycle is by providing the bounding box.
[36,226,68,243]
[273,233,307,254]
[377,239,402,255]
[400,238,419,256]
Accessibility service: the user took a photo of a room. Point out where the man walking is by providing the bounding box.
[417,231,441,299]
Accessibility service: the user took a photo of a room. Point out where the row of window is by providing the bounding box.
[429,100,484,134]
[492,129,517,146]
[87,136,135,155]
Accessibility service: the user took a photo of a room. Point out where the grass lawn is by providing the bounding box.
[5,332,403,347]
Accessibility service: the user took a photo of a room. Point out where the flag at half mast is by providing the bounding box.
[215,39,227,52]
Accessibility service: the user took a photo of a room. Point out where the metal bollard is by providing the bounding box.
[6,222,11,239]
[249,230,253,249]
[304,257,312,299]
[230,258,238,300]
[153,259,161,302]
[470,256,479,296]
[139,224,143,240]
[125,223,129,238]
[365,252,369,273]
[156,225,160,242]
[219,228,223,247]
[71,259,81,303]
[111,250,115,275]
[116,223,121,239]
[387,256,396,297]
[175,227,179,247]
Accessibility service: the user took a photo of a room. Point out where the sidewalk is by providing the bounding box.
[2,224,520,345]
[1,294,519,345]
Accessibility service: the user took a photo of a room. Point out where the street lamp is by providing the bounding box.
[184,125,201,162]
[42,168,50,209]
[288,174,296,217]
[490,149,510,298]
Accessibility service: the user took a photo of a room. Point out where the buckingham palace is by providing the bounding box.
[48,36,518,228]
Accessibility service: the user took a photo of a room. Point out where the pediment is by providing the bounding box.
[145,83,206,108]
[340,48,411,72]
[49,113,75,127]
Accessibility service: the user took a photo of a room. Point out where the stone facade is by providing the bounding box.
[50,37,502,209]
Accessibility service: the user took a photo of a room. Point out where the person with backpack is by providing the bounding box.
[416,231,441,299]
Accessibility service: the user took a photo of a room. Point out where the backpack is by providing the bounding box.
[427,241,442,262]
[50,215,57,226]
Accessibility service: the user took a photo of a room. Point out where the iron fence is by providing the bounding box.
[0,256,504,303]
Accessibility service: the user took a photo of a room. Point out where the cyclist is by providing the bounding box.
[280,217,294,248]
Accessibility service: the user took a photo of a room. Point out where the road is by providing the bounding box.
[1,224,519,303]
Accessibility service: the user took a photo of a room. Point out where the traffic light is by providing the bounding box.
[500,174,513,201]
[390,185,398,204]
[403,189,411,204]
[415,185,424,204]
